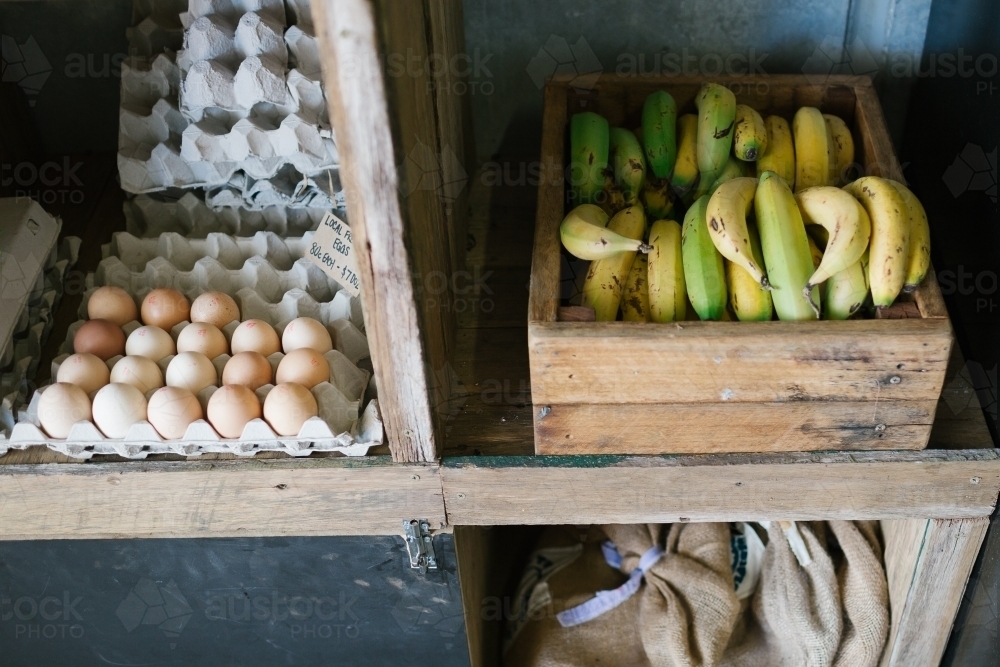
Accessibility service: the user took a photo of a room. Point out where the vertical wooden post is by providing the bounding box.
[313,0,456,462]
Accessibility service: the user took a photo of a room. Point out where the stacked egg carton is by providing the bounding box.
[117,0,339,210]
[0,199,81,436]
[2,230,379,459]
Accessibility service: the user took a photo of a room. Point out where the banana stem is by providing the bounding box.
[638,243,654,253]
[759,276,773,291]
[803,286,822,318]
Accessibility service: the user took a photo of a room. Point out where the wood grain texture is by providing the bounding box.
[879,517,990,667]
[313,0,438,461]
[0,458,444,539]
[455,526,493,667]
[534,400,937,454]
[853,78,906,181]
[529,318,952,404]
[441,450,1000,525]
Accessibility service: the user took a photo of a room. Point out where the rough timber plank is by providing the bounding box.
[441,450,1000,525]
[313,0,439,461]
[0,458,444,539]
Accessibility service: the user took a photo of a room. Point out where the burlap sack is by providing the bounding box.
[603,523,741,667]
[503,525,651,667]
[829,521,889,667]
[721,522,842,667]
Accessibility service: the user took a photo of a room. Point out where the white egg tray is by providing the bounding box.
[204,165,339,210]
[123,191,327,237]
[118,0,337,196]
[104,229,312,270]
[127,17,184,57]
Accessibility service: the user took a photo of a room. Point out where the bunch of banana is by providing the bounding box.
[581,205,648,320]
[559,203,652,260]
[642,91,677,179]
[733,105,767,161]
[793,107,835,192]
[794,186,871,300]
[570,112,609,205]
[756,171,820,320]
[757,116,795,184]
[695,83,737,191]
[610,128,646,204]
[647,219,686,322]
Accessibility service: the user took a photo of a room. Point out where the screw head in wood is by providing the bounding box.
[889,376,901,384]
[874,424,886,433]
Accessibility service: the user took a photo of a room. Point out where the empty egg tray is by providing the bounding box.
[1,230,377,459]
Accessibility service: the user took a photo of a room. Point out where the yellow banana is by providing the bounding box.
[622,253,651,322]
[641,177,675,220]
[560,203,650,261]
[733,104,768,161]
[708,157,748,196]
[705,177,766,286]
[757,115,795,184]
[887,180,932,291]
[793,107,834,192]
[727,220,773,321]
[670,114,699,195]
[795,186,871,291]
[581,205,647,320]
[695,83,737,185]
[844,177,910,306]
[647,219,686,322]
[823,114,855,185]
[824,249,870,320]
[807,224,829,249]
[681,195,728,321]
[596,172,627,218]
[755,171,820,320]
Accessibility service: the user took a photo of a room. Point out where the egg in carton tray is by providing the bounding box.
[2,260,378,459]
[118,0,335,195]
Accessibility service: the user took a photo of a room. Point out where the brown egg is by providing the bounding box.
[147,386,203,439]
[264,383,318,436]
[207,384,262,438]
[190,291,240,330]
[176,322,229,359]
[231,319,281,356]
[56,353,110,394]
[281,317,332,354]
[222,351,273,390]
[38,383,92,439]
[141,288,190,331]
[275,348,330,388]
[110,356,164,393]
[74,319,126,361]
[87,286,138,326]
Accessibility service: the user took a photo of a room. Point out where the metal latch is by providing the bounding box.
[403,519,438,572]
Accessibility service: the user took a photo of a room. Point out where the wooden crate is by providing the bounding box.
[528,74,954,456]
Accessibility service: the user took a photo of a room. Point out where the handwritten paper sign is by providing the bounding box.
[305,212,361,297]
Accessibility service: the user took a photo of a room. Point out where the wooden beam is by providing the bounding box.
[312,0,440,461]
[441,450,1000,524]
[0,458,444,539]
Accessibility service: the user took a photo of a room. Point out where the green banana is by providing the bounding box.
[559,203,650,260]
[569,112,610,205]
[681,195,728,321]
[755,170,820,320]
[824,249,870,320]
[733,104,767,161]
[727,220,773,321]
[695,83,737,187]
[647,219,686,322]
[610,128,646,205]
[642,90,677,179]
[581,205,647,320]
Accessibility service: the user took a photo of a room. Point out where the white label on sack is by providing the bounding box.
[502,544,584,653]
[732,523,766,600]
[305,212,361,297]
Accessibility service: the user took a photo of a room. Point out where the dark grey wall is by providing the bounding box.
[461,0,933,160]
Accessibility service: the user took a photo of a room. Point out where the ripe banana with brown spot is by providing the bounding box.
[794,186,871,295]
[727,220,773,321]
[622,253,651,321]
[793,106,834,192]
[559,203,650,261]
[733,104,767,161]
[705,177,766,286]
[695,83,737,186]
[843,176,910,306]
[824,249,870,320]
[581,205,647,320]
[757,116,795,184]
[647,219,686,322]
[887,180,932,291]
[641,177,675,220]
[824,114,855,185]
[610,128,646,204]
[670,113,700,196]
